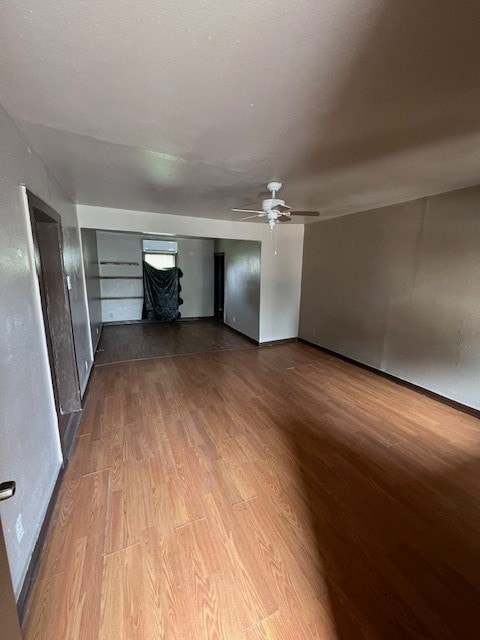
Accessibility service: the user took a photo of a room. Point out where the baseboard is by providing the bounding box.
[17,465,65,623]
[92,323,103,353]
[17,389,88,619]
[16,339,96,621]
[18,408,83,621]
[81,360,96,408]
[103,316,215,326]
[63,411,83,461]
[178,316,215,323]
[219,321,259,345]
[298,338,480,420]
[259,338,298,347]
[80,361,94,398]
[221,322,298,348]
[103,318,150,326]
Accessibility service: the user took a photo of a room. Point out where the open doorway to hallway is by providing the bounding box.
[80,230,262,364]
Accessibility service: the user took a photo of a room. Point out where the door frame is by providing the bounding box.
[213,252,225,322]
[27,191,82,459]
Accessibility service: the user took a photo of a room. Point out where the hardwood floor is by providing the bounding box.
[95,319,255,365]
[23,343,480,639]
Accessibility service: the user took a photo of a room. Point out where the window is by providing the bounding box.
[142,239,178,270]
[144,252,176,269]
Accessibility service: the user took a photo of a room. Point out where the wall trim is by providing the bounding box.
[17,464,65,623]
[103,316,215,327]
[298,338,480,420]
[177,316,215,323]
[92,322,103,354]
[259,337,298,348]
[17,347,98,621]
[217,321,259,345]
[62,412,83,461]
[81,364,95,409]
[218,321,297,348]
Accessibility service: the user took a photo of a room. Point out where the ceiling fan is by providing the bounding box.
[232,182,320,230]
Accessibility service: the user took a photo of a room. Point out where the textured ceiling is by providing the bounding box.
[2,0,480,220]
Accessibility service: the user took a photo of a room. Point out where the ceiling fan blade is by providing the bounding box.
[240,213,267,221]
[278,214,292,222]
[231,208,264,214]
[289,211,320,217]
[272,203,291,213]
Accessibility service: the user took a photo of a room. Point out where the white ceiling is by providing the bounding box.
[2,0,480,221]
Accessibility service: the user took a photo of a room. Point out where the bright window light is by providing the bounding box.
[144,253,175,269]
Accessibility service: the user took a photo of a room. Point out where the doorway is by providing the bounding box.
[28,193,82,459]
[213,252,225,322]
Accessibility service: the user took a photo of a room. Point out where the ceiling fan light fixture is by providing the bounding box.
[231,181,320,229]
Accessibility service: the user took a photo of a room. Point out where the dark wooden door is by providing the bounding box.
[213,253,225,321]
[29,194,81,456]
[0,514,22,640]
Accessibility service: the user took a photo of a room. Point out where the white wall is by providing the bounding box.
[299,185,480,411]
[0,103,92,595]
[95,231,214,322]
[78,206,304,342]
[215,239,261,341]
[96,231,144,321]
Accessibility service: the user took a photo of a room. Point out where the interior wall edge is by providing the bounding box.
[77,219,95,366]
[77,206,304,342]
[298,183,480,412]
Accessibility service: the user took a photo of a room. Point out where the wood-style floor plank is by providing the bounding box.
[96,319,255,364]
[23,340,480,639]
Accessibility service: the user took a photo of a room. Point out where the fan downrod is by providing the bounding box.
[267,181,282,198]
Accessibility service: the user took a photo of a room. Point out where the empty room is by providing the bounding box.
[1,2,479,639]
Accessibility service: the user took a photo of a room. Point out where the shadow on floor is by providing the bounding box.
[280,368,480,638]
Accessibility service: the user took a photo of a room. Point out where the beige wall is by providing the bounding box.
[299,185,480,411]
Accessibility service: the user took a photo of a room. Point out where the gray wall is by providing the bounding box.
[215,239,261,342]
[81,229,102,351]
[0,103,92,595]
[96,231,214,322]
[299,185,480,410]
[178,238,214,318]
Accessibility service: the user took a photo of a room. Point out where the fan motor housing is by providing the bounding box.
[262,198,285,211]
